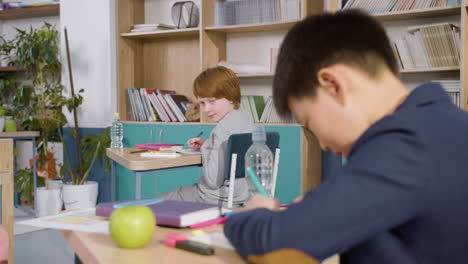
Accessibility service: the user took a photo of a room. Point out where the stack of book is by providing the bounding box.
[2,0,58,9]
[214,0,300,26]
[342,0,461,13]
[434,80,460,107]
[241,95,295,124]
[127,88,191,122]
[393,23,460,70]
[129,23,176,33]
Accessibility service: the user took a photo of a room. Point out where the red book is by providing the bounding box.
[134,143,184,151]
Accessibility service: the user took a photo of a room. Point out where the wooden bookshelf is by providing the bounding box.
[373,6,461,21]
[0,5,59,20]
[0,66,26,72]
[121,28,199,39]
[329,1,467,110]
[237,73,274,78]
[204,20,299,33]
[400,66,460,74]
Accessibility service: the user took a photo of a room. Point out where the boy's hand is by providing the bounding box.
[244,194,280,211]
[292,194,304,203]
[187,137,206,151]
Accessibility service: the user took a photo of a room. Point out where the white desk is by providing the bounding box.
[106,148,202,200]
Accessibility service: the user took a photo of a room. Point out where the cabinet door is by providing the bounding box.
[116,124,214,200]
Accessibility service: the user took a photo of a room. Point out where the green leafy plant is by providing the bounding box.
[60,127,111,185]
[14,23,83,159]
[14,168,44,204]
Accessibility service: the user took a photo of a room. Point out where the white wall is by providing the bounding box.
[60,0,116,128]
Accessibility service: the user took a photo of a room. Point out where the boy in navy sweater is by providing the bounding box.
[224,10,468,263]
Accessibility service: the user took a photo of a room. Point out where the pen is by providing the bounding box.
[195,131,203,138]
[246,168,268,197]
[130,149,148,154]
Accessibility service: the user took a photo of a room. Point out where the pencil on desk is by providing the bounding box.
[130,149,148,154]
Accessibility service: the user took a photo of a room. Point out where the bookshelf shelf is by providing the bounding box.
[121,28,200,39]
[237,73,274,78]
[204,20,299,33]
[0,5,59,20]
[373,6,460,21]
[0,66,26,72]
[400,66,460,74]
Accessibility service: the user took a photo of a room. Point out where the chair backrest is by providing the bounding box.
[224,132,280,180]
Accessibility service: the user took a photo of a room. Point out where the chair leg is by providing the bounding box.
[228,153,237,208]
[272,148,280,198]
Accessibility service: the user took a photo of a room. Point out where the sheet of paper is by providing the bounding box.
[17,208,109,234]
[189,232,234,250]
[176,148,202,155]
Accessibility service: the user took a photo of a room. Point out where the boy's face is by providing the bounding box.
[198,97,234,122]
[289,88,360,158]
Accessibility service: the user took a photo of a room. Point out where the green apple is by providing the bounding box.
[109,205,156,249]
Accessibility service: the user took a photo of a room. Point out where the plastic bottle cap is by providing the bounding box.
[252,126,266,142]
[114,112,120,118]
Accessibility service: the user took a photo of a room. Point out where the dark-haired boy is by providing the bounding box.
[224,10,468,263]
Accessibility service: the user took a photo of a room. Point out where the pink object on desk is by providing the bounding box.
[189,217,227,229]
[134,143,183,151]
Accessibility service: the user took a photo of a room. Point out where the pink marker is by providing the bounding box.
[189,217,227,229]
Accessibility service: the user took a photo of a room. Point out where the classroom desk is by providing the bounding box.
[106,148,202,200]
[61,227,243,264]
[0,131,40,211]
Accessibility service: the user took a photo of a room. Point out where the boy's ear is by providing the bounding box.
[317,66,348,106]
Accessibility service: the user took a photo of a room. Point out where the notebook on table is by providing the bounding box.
[95,199,221,227]
[134,143,184,151]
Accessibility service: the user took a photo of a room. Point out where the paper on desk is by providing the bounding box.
[17,208,109,234]
[140,151,181,158]
[189,232,234,250]
[176,148,202,155]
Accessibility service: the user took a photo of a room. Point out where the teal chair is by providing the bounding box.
[224,132,280,207]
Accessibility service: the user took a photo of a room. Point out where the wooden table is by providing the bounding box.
[106,148,202,200]
[0,131,40,210]
[0,139,14,264]
[62,227,243,264]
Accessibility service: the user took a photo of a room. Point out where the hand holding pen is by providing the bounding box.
[187,131,205,151]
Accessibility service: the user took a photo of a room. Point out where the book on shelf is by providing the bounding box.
[241,95,295,124]
[393,23,460,70]
[95,199,222,227]
[134,143,184,151]
[126,88,191,122]
[129,23,176,33]
[214,0,300,26]
[343,0,461,13]
[433,79,460,107]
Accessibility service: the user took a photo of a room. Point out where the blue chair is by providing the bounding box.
[224,132,280,207]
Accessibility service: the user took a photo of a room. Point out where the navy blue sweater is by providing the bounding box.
[224,82,468,263]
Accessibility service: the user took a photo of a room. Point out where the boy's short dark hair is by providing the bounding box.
[273,10,398,118]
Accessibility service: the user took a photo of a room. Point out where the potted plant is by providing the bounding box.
[12,23,110,212]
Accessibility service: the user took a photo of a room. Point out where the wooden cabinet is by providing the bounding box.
[116,123,320,204]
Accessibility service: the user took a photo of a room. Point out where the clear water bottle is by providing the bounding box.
[110,113,123,149]
[245,126,274,198]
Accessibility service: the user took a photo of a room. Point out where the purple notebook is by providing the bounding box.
[95,199,220,227]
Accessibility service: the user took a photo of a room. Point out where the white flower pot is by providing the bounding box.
[63,181,98,210]
[35,187,63,217]
[0,117,4,132]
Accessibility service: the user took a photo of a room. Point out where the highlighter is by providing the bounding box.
[164,233,214,255]
[246,167,268,197]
